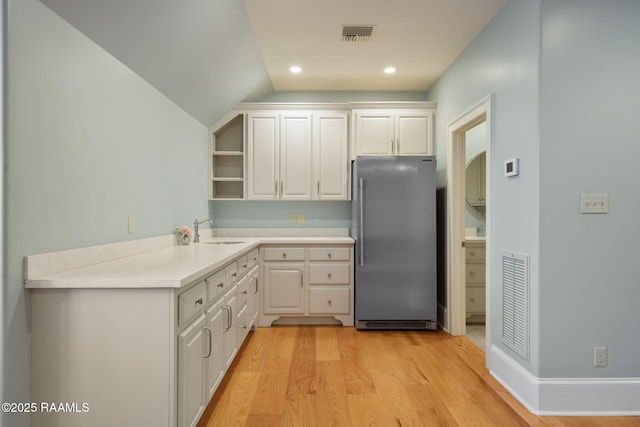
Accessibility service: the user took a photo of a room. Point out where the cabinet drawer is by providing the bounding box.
[465,246,485,262]
[308,247,350,261]
[308,263,350,285]
[225,262,239,284]
[205,270,226,301]
[465,263,485,284]
[309,287,350,314]
[178,281,206,325]
[247,249,259,268]
[237,256,249,276]
[466,287,485,314]
[236,275,250,312]
[263,247,305,261]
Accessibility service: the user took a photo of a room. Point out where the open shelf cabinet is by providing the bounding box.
[210,114,245,199]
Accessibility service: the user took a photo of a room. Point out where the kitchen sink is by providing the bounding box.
[203,241,245,245]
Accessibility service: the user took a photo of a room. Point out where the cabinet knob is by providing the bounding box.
[328,253,332,259]
[470,251,476,256]
[282,253,287,259]
[328,300,332,306]
[242,264,247,268]
[470,271,475,276]
[328,273,332,279]
[195,298,203,305]
[470,298,476,303]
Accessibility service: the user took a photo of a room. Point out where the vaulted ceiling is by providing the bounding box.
[37,0,506,126]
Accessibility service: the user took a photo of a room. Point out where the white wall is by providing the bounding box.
[4,1,208,425]
[427,0,542,375]
[539,0,640,377]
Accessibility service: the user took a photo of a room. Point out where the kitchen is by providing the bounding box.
[4,0,640,426]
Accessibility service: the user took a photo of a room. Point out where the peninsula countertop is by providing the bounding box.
[24,236,354,290]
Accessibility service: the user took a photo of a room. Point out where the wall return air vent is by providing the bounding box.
[341,25,375,42]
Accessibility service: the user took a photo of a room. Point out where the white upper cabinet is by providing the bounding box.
[280,113,313,200]
[352,105,435,157]
[246,113,280,199]
[313,113,349,200]
[246,109,348,201]
[247,112,312,200]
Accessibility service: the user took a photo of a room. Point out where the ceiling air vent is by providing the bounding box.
[341,25,375,42]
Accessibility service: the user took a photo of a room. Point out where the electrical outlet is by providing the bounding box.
[594,346,607,367]
[581,194,608,214]
[128,216,134,234]
[290,213,297,224]
[297,213,305,224]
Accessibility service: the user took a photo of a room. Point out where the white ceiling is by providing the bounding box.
[36,0,506,125]
[244,0,506,91]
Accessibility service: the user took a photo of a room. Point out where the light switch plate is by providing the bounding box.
[581,194,608,214]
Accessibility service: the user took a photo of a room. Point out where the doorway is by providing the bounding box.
[446,95,492,345]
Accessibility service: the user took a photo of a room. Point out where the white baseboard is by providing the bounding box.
[488,344,640,415]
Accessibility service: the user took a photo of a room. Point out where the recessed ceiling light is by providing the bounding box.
[290,65,302,73]
[384,66,396,74]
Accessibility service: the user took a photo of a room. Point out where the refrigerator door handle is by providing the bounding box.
[359,178,365,266]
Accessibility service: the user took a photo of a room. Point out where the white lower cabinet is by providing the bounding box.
[263,263,306,314]
[176,254,257,427]
[178,314,206,427]
[205,300,224,400]
[260,244,354,326]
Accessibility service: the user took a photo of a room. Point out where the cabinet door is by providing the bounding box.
[222,291,237,368]
[314,113,348,200]
[395,112,432,155]
[280,114,312,200]
[263,263,305,314]
[354,112,394,155]
[178,314,206,427]
[247,114,279,199]
[204,305,224,400]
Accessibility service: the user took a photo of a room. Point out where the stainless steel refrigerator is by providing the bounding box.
[351,156,437,330]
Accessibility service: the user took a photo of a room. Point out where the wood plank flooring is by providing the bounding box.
[198,327,640,427]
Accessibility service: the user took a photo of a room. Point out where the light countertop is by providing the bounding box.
[25,236,354,290]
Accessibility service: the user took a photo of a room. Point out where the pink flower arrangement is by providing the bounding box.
[175,226,194,237]
[175,226,194,245]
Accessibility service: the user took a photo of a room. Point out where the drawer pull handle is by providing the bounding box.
[232,273,237,278]
[242,291,248,295]
[217,282,224,288]
[282,253,287,259]
[242,264,247,268]
[195,298,203,305]
[328,253,332,259]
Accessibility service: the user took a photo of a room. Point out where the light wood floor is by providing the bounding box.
[198,326,640,427]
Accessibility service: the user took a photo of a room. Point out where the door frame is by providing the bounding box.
[446,95,492,337]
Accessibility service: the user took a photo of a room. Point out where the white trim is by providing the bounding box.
[488,345,640,415]
[446,95,492,337]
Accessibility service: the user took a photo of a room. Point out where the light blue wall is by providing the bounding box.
[427,0,542,374]
[538,0,640,377]
[210,201,351,229]
[5,1,208,425]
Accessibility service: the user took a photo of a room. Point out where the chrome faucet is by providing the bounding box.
[193,218,213,243]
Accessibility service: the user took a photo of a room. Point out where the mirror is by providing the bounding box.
[465,151,486,221]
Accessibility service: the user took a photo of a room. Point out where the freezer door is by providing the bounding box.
[352,156,437,322]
